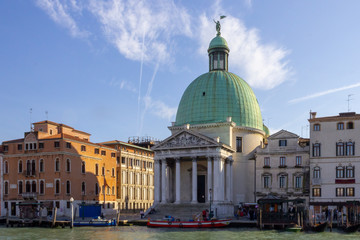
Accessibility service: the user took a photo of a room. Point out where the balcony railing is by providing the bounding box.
[25,170,36,177]
[22,192,38,199]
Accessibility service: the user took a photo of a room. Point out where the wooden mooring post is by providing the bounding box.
[52,207,57,228]
[6,209,9,227]
[259,209,263,230]
[330,209,333,232]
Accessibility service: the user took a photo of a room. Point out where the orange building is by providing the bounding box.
[0,146,3,217]
[1,121,117,218]
[102,139,154,211]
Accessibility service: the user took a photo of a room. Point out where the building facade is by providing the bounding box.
[152,23,268,217]
[101,140,154,211]
[309,112,360,213]
[255,130,310,203]
[0,146,3,216]
[1,121,117,217]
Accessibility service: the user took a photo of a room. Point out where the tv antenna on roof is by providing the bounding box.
[29,108,33,131]
[347,94,354,112]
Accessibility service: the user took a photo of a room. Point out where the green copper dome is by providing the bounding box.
[175,71,263,131]
[208,35,229,52]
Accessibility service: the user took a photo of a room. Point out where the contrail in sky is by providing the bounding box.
[137,30,145,136]
[289,82,360,104]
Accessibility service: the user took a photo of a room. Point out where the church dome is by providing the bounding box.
[175,27,263,132]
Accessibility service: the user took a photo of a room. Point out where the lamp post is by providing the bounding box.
[70,197,74,228]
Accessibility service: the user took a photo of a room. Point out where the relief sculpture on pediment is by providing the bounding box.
[164,133,208,147]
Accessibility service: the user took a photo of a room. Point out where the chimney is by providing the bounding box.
[310,112,317,119]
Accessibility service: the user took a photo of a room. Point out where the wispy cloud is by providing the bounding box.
[36,0,89,38]
[244,0,253,9]
[289,82,360,104]
[109,79,137,93]
[197,5,292,90]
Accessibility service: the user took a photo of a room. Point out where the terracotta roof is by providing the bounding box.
[33,120,91,135]
[309,113,360,122]
[101,140,153,152]
[2,138,24,144]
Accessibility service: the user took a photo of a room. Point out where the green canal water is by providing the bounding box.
[0,226,359,240]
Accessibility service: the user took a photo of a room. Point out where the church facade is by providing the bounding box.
[152,24,268,217]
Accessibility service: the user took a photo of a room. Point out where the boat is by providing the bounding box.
[73,218,116,227]
[285,226,302,232]
[147,219,231,228]
[342,223,360,233]
[309,222,327,232]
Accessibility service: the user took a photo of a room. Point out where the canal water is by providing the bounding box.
[0,226,359,240]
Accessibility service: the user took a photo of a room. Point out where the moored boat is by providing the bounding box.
[147,219,231,228]
[309,222,327,232]
[73,218,116,227]
[342,223,360,233]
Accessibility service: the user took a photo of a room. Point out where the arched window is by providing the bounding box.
[95,183,99,195]
[4,161,8,174]
[18,160,23,173]
[18,181,23,194]
[4,181,9,195]
[346,166,354,178]
[55,158,60,172]
[66,180,71,194]
[346,142,355,156]
[66,159,71,172]
[31,181,36,193]
[347,122,354,129]
[39,180,45,194]
[81,182,86,195]
[55,179,60,194]
[31,160,36,175]
[81,161,86,174]
[39,159,44,172]
[26,160,31,175]
[95,164,99,176]
[336,142,344,156]
[336,166,344,178]
[313,167,321,178]
[337,122,344,130]
[26,181,31,193]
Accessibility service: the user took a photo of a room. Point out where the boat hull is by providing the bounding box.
[73,219,116,227]
[147,219,231,228]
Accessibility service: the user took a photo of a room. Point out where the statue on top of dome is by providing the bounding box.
[213,15,226,36]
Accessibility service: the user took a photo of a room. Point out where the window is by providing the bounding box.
[347,122,354,129]
[39,142,44,149]
[39,159,44,172]
[4,161,8,174]
[313,143,321,157]
[346,166,354,178]
[18,181,23,194]
[236,137,242,152]
[130,159,133,167]
[81,161,86,174]
[66,159,71,172]
[67,201,71,209]
[337,122,344,130]
[295,176,302,189]
[279,175,286,188]
[102,167,105,176]
[54,141,60,148]
[31,160,36,176]
[264,157,270,167]
[336,188,345,197]
[94,148,99,154]
[95,183,99,195]
[26,181,31,193]
[336,166,344,178]
[111,152,116,158]
[31,181,36,193]
[66,142,71,149]
[112,168,115,177]
[81,145,86,151]
[81,182,86,195]
[3,145,8,152]
[347,187,355,196]
[312,188,321,197]
[39,180,45,195]
[95,164,99,176]
[18,144,23,151]
[336,142,344,156]
[50,129,53,135]
[279,140,287,147]
[4,181,9,195]
[279,157,286,167]
[296,156,302,166]
[313,124,320,131]
[66,181,71,195]
[313,167,321,178]
[263,176,270,188]
[55,158,60,172]
[55,201,60,209]
[346,142,355,156]
[18,160,23,173]
[101,150,106,156]
[55,180,60,194]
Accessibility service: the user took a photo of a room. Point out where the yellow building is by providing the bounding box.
[1,121,117,218]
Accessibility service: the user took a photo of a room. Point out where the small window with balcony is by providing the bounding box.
[337,122,344,130]
[313,124,320,131]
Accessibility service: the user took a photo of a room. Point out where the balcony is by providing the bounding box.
[278,165,287,168]
[312,178,322,185]
[22,192,38,200]
[25,170,36,177]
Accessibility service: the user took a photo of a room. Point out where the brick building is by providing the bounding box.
[1,121,117,218]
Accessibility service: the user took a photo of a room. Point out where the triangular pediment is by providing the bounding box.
[268,129,299,140]
[152,130,221,150]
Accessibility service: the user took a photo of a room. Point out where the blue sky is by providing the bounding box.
[1,0,360,144]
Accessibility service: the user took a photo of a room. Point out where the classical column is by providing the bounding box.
[230,160,233,203]
[226,159,231,202]
[219,157,225,201]
[175,158,181,203]
[213,156,220,202]
[154,159,161,203]
[207,157,212,203]
[161,159,167,203]
[191,158,198,203]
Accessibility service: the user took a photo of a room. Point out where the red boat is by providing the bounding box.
[147,219,231,228]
